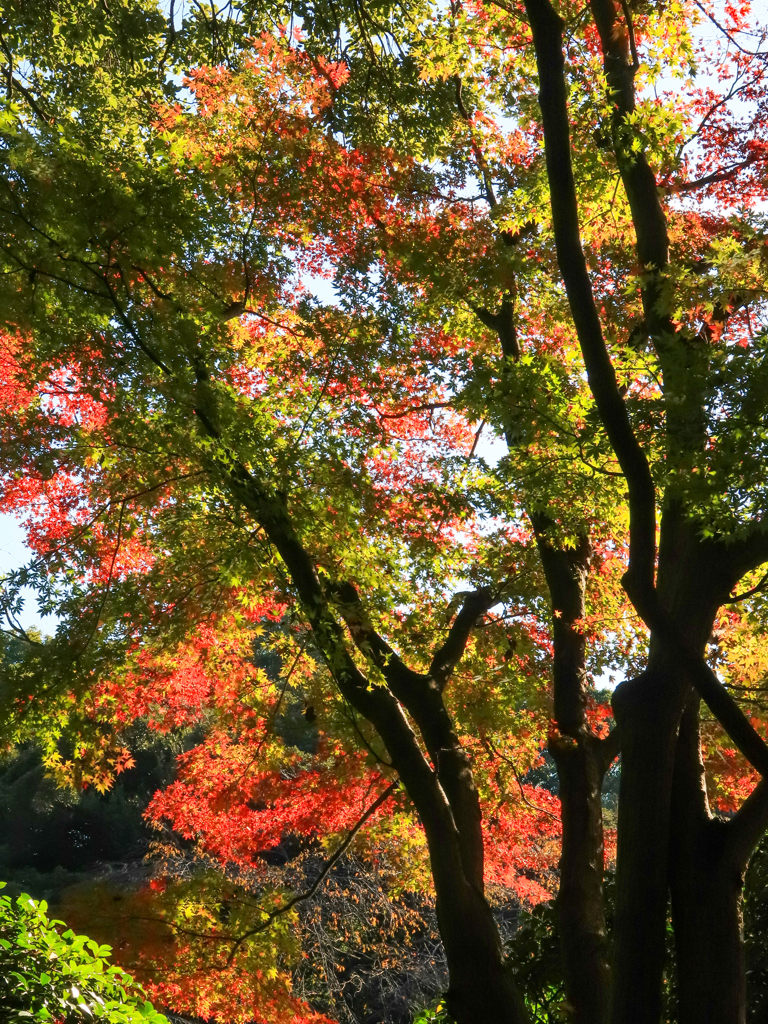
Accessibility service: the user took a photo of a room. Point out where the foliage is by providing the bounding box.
[505,903,567,1024]
[56,850,450,1024]
[1,0,768,1020]
[413,998,449,1023]
[0,882,166,1024]
[503,877,679,1024]
[0,728,186,881]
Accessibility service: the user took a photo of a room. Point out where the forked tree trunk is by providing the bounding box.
[364,693,530,1024]
[235,476,531,1023]
[609,505,742,1024]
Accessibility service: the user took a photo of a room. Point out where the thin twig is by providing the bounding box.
[726,571,768,604]
[468,419,486,462]
[485,736,560,822]
[619,0,640,70]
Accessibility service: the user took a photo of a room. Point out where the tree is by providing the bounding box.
[1,1,768,1023]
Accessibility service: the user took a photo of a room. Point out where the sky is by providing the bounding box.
[0,513,55,634]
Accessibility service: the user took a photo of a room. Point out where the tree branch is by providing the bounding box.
[523,0,657,615]
[473,295,519,360]
[724,779,768,872]
[677,646,768,780]
[663,155,760,194]
[332,579,398,672]
[588,0,670,279]
[218,779,399,969]
[725,571,768,604]
[430,587,495,690]
[598,724,621,768]
[222,465,474,873]
[485,736,561,822]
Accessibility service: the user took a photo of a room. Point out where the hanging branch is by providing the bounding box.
[217,779,399,969]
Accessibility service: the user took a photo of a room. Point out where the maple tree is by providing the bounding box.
[2,0,768,1023]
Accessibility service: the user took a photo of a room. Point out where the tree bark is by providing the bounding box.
[434,876,528,1024]
[670,694,768,1024]
[534,522,613,1024]
[609,506,752,1024]
[551,734,612,1024]
[670,697,747,1024]
[610,666,682,1024]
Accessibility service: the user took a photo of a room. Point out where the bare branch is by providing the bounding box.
[485,736,561,822]
[663,156,760,194]
[217,780,398,969]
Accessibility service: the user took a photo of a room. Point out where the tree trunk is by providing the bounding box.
[234,477,530,1023]
[418,719,529,1024]
[609,503,739,1024]
[610,666,682,1024]
[535,523,612,1024]
[551,734,611,1024]
[671,825,746,1024]
[670,697,768,1024]
[434,875,528,1024]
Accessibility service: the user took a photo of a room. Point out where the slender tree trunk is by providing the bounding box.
[417,702,529,1024]
[433,873,528,1024]
[535,523,613,1024]
[551,735,611,1024]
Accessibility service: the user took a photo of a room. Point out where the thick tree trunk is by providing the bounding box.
[516,0,768,1017]
[671,827,746,1024]
[609,504,738,1024]
[610,667,681,1024]
[670,697,768,1024]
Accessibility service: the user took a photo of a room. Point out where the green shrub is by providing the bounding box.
[0,882,167,1024]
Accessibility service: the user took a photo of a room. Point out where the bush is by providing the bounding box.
[0,882,167,1024]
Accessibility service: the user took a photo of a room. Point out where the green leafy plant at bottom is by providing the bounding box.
[413,998,449,1023]
[0,881,167,1024]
